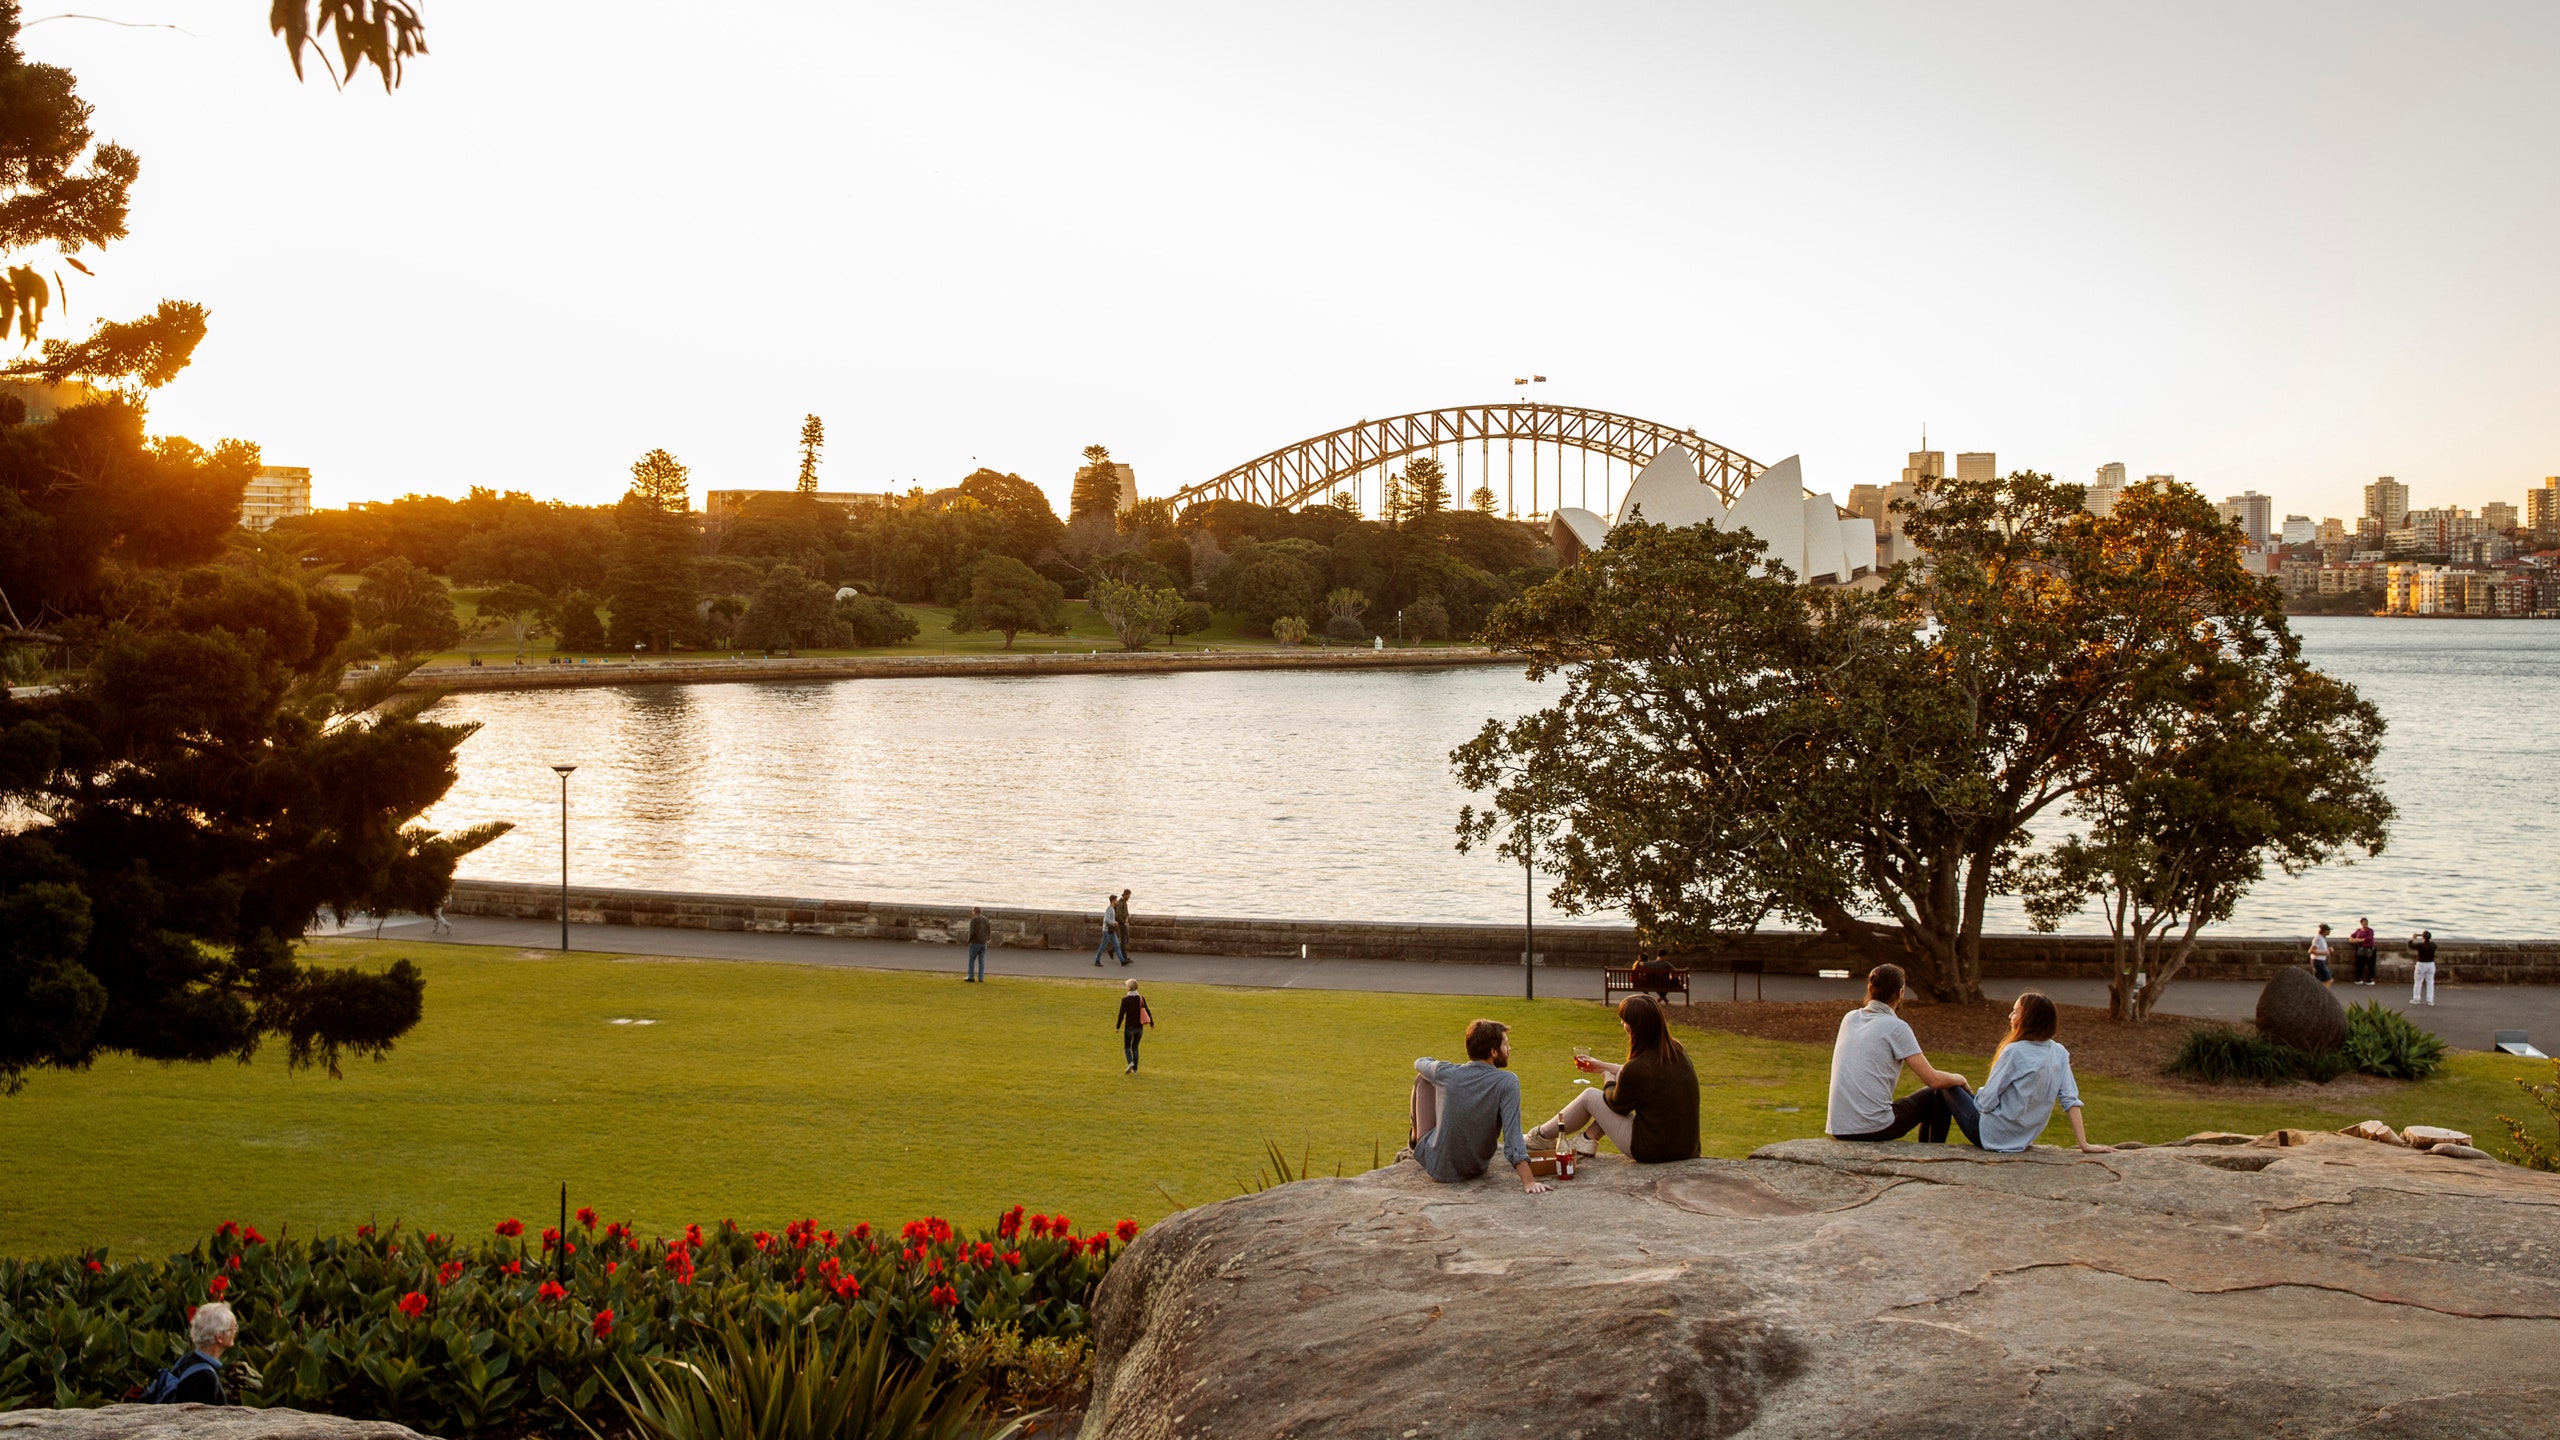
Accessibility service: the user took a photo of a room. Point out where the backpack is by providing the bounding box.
[138,1352,220,1404]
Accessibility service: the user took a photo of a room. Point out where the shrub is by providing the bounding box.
[1322,614,1367,645]
[2499,1057,2560,1172]
[1269,616,1308,646]
[0,1208,1130,1434]
[2167,1024,2307,1084]
[840,594,920,647]
[2342,1001,2448,1081]
[605,1307,1018,1440]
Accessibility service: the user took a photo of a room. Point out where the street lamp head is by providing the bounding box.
[552,764,578,776]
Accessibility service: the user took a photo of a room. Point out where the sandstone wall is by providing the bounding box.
[442,880,2560,984]
[389,646,1510,694]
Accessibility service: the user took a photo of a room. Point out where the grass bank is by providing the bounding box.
[2,941,2545,1258]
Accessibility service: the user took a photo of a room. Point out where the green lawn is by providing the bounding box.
[3,941,2546,1259]
[423,596,1470,667]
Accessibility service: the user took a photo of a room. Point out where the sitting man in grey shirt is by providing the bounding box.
[1407,1019,1552,1194]
[1827,963,1975,1143]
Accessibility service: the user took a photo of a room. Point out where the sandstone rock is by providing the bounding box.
[2430,1144,2494,1160]
[2253,965,2347,1053]
[0,1408,427,1440]
[2340,1118,2410,1145]
[1083,1132,2560,1439]
[2403,1124,2474,1148]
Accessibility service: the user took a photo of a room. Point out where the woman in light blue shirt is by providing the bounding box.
[1963,992,2116,1154]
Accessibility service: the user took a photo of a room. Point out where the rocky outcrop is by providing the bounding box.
[0,1408,428,1440]
[2254,964,2347,1052]
[1082,1132,2560,1439]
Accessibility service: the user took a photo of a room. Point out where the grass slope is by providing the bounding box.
[3,942,2547,1258]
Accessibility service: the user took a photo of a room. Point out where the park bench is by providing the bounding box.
[1603,966,1690,1005]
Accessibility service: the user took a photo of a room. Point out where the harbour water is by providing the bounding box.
[423,617,2559,939]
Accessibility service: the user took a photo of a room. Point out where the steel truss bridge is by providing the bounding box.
[1164,403,1766,523]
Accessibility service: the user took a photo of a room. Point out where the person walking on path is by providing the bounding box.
[2351,918,2378,985]
[2410,930,2439,1006]
[1114,889,1135,963]
[964,906,990,983]
[2309,923,2334,987]
[1091,895,1127,967]
[1115,979,1153,1072]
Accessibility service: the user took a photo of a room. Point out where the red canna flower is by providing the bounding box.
[502,1259,523,1276]
[927,1284,958,1310]
[997,1206,1024,1239]
[242,1226,266,1245]
[1049,1216,1069,1238]
[831,1275,862,1301]
[682,1224,704,1248]
[1002,1251,1023,1268]
[438,1261,466,1286]
[927,1257,945,1277]
[357,1223,375,1239]
[1028,1214,1051,1238]
[592,1308,614,1338]
[225,1253,241,1271]
[536,1280,568,1303]
[397,1291,429,1318]
[84,1258,102,1273]
[751,1231,772,1252]
[216,1222,240,1240]
[576,1207,597,1230]
[208,1275,229,1297]
[495,1219,524,1238]
[1115,1220,1140,1243]
[820,1229,837,1248]
[852,1223,870,1241]
[424,1232,439,1245]
[605,1261,618,1276]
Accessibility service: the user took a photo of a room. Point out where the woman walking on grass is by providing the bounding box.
[1115,979,1153,1073]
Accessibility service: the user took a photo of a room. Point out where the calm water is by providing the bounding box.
[423,618,2560,938]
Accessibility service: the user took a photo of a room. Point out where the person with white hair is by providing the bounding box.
[145,1301,236,1404]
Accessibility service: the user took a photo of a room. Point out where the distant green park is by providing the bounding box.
[1,941,2541,1259]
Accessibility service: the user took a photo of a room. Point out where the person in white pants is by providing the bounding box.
[2409,929,2439,1005]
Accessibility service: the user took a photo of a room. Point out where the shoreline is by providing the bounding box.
[383,645,1518,693]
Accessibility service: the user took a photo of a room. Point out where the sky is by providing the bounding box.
[22,2,2560,521]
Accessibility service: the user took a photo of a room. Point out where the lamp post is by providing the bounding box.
[552,764,577,951]
[1521,807,1537,1001]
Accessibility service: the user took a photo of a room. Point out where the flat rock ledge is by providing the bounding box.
[0,1408,427,1440]
[1082,1132,2560,1439]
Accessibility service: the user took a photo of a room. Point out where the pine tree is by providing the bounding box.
[627,448,692,514]
[1472,484,1498,514]
[1391,456,1450,525]
[1070,443,1123,525]
[796,414,825,494]
[607,449,699,651]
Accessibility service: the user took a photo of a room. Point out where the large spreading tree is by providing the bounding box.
[1455,473,2390,1006]
[0,2,508,1094]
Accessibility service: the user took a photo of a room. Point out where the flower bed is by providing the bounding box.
[0,1205,1135,1434]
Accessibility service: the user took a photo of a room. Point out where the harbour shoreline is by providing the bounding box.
[384,644,1519,693]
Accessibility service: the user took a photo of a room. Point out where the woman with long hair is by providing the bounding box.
[1526,994,1701,1162]
[1966,991,2114,1154]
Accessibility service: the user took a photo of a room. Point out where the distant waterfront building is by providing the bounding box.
[2364,477,2410,534]
[239,466,312,531]
[1955,452,1997,483]
[2529,478,2560,540]
[2280,514,2316,546]
[2482,500,2519,533]
[705,488,896,521]
[2218,491,2273,544]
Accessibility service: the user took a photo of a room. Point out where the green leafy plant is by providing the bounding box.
[601,1308,1020,1440]
[2498,1058,2560,1172]
[1269,616,1308,646]
[2342,1001,2448,1081]
[2167,1024,2307,1084]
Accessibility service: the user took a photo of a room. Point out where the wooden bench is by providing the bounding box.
[1603,966,1690,1005]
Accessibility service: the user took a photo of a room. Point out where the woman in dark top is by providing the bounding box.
[1526,994,1701,1162]
[1115,979,1151,1073]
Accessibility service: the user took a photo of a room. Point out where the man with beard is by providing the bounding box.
[1404,1019,1551,1194]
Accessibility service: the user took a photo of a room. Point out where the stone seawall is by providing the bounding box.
[387,646,1513,694]
[442,880,2560,984]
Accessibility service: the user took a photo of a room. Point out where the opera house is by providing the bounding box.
[1549,448,1879,586]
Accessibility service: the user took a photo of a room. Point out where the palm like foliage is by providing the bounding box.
[605,1311,1025,1440]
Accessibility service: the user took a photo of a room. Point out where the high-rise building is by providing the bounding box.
[2219,491,2273,544]
[2481,500,2519,532]
[2280,515,2316,546]
[239,466,311,531]
[1955,452,1996,483]
[2315,517,2348,546]
[2145,474,2176,485]
[2086,462,2127,516]
[2527,477,2560,540]
[2364,477,2410,533]
[1901,450,1946,488]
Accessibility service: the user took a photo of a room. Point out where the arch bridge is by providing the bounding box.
[1166,403,1766,523]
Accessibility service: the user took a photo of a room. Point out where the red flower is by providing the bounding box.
[208,1275,229,1297]
[927,1257,945,1277]
[592,1308,615,1338]
[356,1223,375,1239]
[495,1219,524,1238]
[820,1229,837,1248]
[502,1259,523,1276]
[852,1223,870,1241]
[242,1226,266,1246]
[541,1226,561,1252]
[682,1224,704,1248]
[1049,1216,1069,1238]
[397,1291,429,1318]
[1028,1214,1050,1238]
[927,1284,958,1310]
[438,1261,466,1286]
[751,1231,773,1252]
[536,1280,568,1303]
[576,1207,597,1230]
[605,1261,619,1276]
[1002,1251,1023,1268]
[605,1222,630,1244]
[225,1253,241,1271]
[1114,1220,1140,1243]
[216,1222,240,1240]
[424,1232,439,1245]
[831,1275,862,1301]
[998,1206,1024,1239]
[84,1258,102,1273]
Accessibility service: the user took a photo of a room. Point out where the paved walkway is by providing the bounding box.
[323,914,2560,1054]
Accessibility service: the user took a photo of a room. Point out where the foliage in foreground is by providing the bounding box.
[600,1308,1022,1440]
[0,1208,1133,1433]
[2166,1004,2442,1087]
[2500,1058,2560,1172]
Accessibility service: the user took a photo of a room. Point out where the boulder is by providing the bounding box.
[2431,1144,2494,1160]
[1083,1134,2560,1439]
[2339,1118,2410,1145]
[0,1408,427,1440]
[2253,965,2347,1053]
[2403,1124,2474,1148]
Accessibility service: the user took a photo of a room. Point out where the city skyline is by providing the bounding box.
[21,2,2560,522]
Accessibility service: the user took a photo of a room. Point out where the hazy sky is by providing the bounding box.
[28,2,2560,520]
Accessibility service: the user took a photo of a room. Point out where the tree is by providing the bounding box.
[1270,615,1309,645]
[1322,586,1369,644]
[477,581,550,662]
[735,565,846,652]
[1091,577,1187,651]
[1471,484,1497,514]
[606,450,698,653]
[1070,444,1123,527]
[1454,472,2321,1005]
[949,555,1065,649]
[550,591,606,652]
[837,592,918,647]
[2021,649,2390,1019]
[1388,456,1450,526]
[354,557,460,657]
[796,414,824,495]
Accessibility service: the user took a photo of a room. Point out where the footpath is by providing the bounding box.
[321,912,2560,1053]
[381,645,1515,694]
